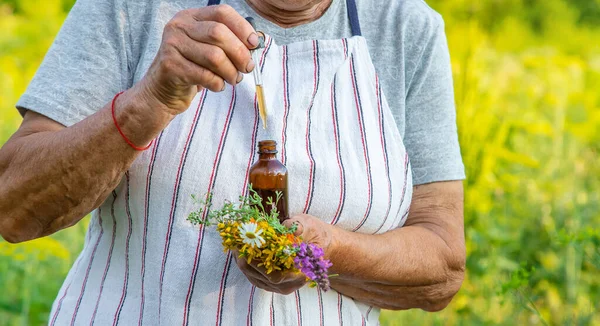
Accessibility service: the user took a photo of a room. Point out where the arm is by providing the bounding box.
[236,181,465,312]
[0,5,257,243]
[0,88,168,243]
[327,180,465,311]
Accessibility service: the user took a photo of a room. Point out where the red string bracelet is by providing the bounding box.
[111,91,154,151]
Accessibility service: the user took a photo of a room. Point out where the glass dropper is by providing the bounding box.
[246,17,268,129]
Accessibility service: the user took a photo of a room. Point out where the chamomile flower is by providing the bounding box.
[238,222,266,248]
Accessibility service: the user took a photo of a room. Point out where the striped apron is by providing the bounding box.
[49,0,413,324]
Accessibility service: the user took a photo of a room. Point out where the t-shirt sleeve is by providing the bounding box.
[403,16,465,185]
[16,0,130,127]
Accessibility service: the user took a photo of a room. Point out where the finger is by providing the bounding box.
[283,218,304,236]
[263,269,286,284]
[238,256,298,286]
[175,47,225,92]
[278,273,307,290]
[236,257,306,295]
[245,274,278,292]
[278,285,304,296]
[175,40,240,85]
[250,263,305,287]
[248,262,283,283]
[269,273,306,295]
[244,260,281,281]
[185,21,254,74]
[246,274,303,295]
[186,5,259,49]
[166,47,225,92]
[236,256,267,281]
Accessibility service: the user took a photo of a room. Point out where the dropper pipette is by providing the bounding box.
[246,17,268,129]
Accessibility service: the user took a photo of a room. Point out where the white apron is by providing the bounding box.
[49,0,412,325]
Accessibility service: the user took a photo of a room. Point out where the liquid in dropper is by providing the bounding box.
[256,85,267,129]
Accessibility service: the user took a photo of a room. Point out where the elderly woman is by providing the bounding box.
[0,0,465,324]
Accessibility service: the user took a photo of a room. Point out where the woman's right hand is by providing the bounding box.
[138,4,259,116]
[0,5,260,243]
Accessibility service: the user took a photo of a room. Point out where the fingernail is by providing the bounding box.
[221,83,226,92]
[246,59,255,73]
[294,221,303,235]
[236,72,243,84]
[248,33,259,48]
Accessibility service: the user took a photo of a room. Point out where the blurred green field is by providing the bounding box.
[1,0,599,325]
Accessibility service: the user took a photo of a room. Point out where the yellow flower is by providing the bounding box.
[216,218,300,274]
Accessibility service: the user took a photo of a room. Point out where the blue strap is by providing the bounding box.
[207,0,362,36]
[345,0,362,36]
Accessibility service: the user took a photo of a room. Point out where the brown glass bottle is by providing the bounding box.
[249,140,289,222]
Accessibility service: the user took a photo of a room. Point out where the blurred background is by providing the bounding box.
[0,0,599,325]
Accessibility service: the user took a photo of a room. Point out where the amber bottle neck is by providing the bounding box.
[258,153,277,160]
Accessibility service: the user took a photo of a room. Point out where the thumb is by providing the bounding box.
[283,218,304,236]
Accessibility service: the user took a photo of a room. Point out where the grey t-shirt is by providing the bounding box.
[16,0,465,185]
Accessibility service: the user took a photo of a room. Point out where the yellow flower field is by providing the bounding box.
[1,0,599,324]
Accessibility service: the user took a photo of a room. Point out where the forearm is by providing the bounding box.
[328,182,465,311]
[0,85,172,242]
[330,226,464,310]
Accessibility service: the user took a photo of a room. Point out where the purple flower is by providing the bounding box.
[293,242,332,291]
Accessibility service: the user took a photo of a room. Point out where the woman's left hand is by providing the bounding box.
[234,214,336,295]
[237,182,466,310]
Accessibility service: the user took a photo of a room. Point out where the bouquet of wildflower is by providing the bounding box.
[187,190,332,291]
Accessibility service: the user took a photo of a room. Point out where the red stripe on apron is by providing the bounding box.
[317,289,324,326]
[49,211,92,326]
[157,90,208,318]
[295,291,302,326]
[349,55,374,232]
[270,294,274,326]
[87,209,105,325]
[373,76,393,234]
[302,40,320,214]
[246,285,256,326]
[330,77,346,225]
[337,293,343,326]
[391,152,410,227]
[365,306,373,321]
[183,87,237,326]
[113,172,133,325]
[214,252,233,326]
[50,273,73,325]
[138,132,163,326]
[280,45,290,165]
[83,192,118,326]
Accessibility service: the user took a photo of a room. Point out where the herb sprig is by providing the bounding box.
[187,187,296,235]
